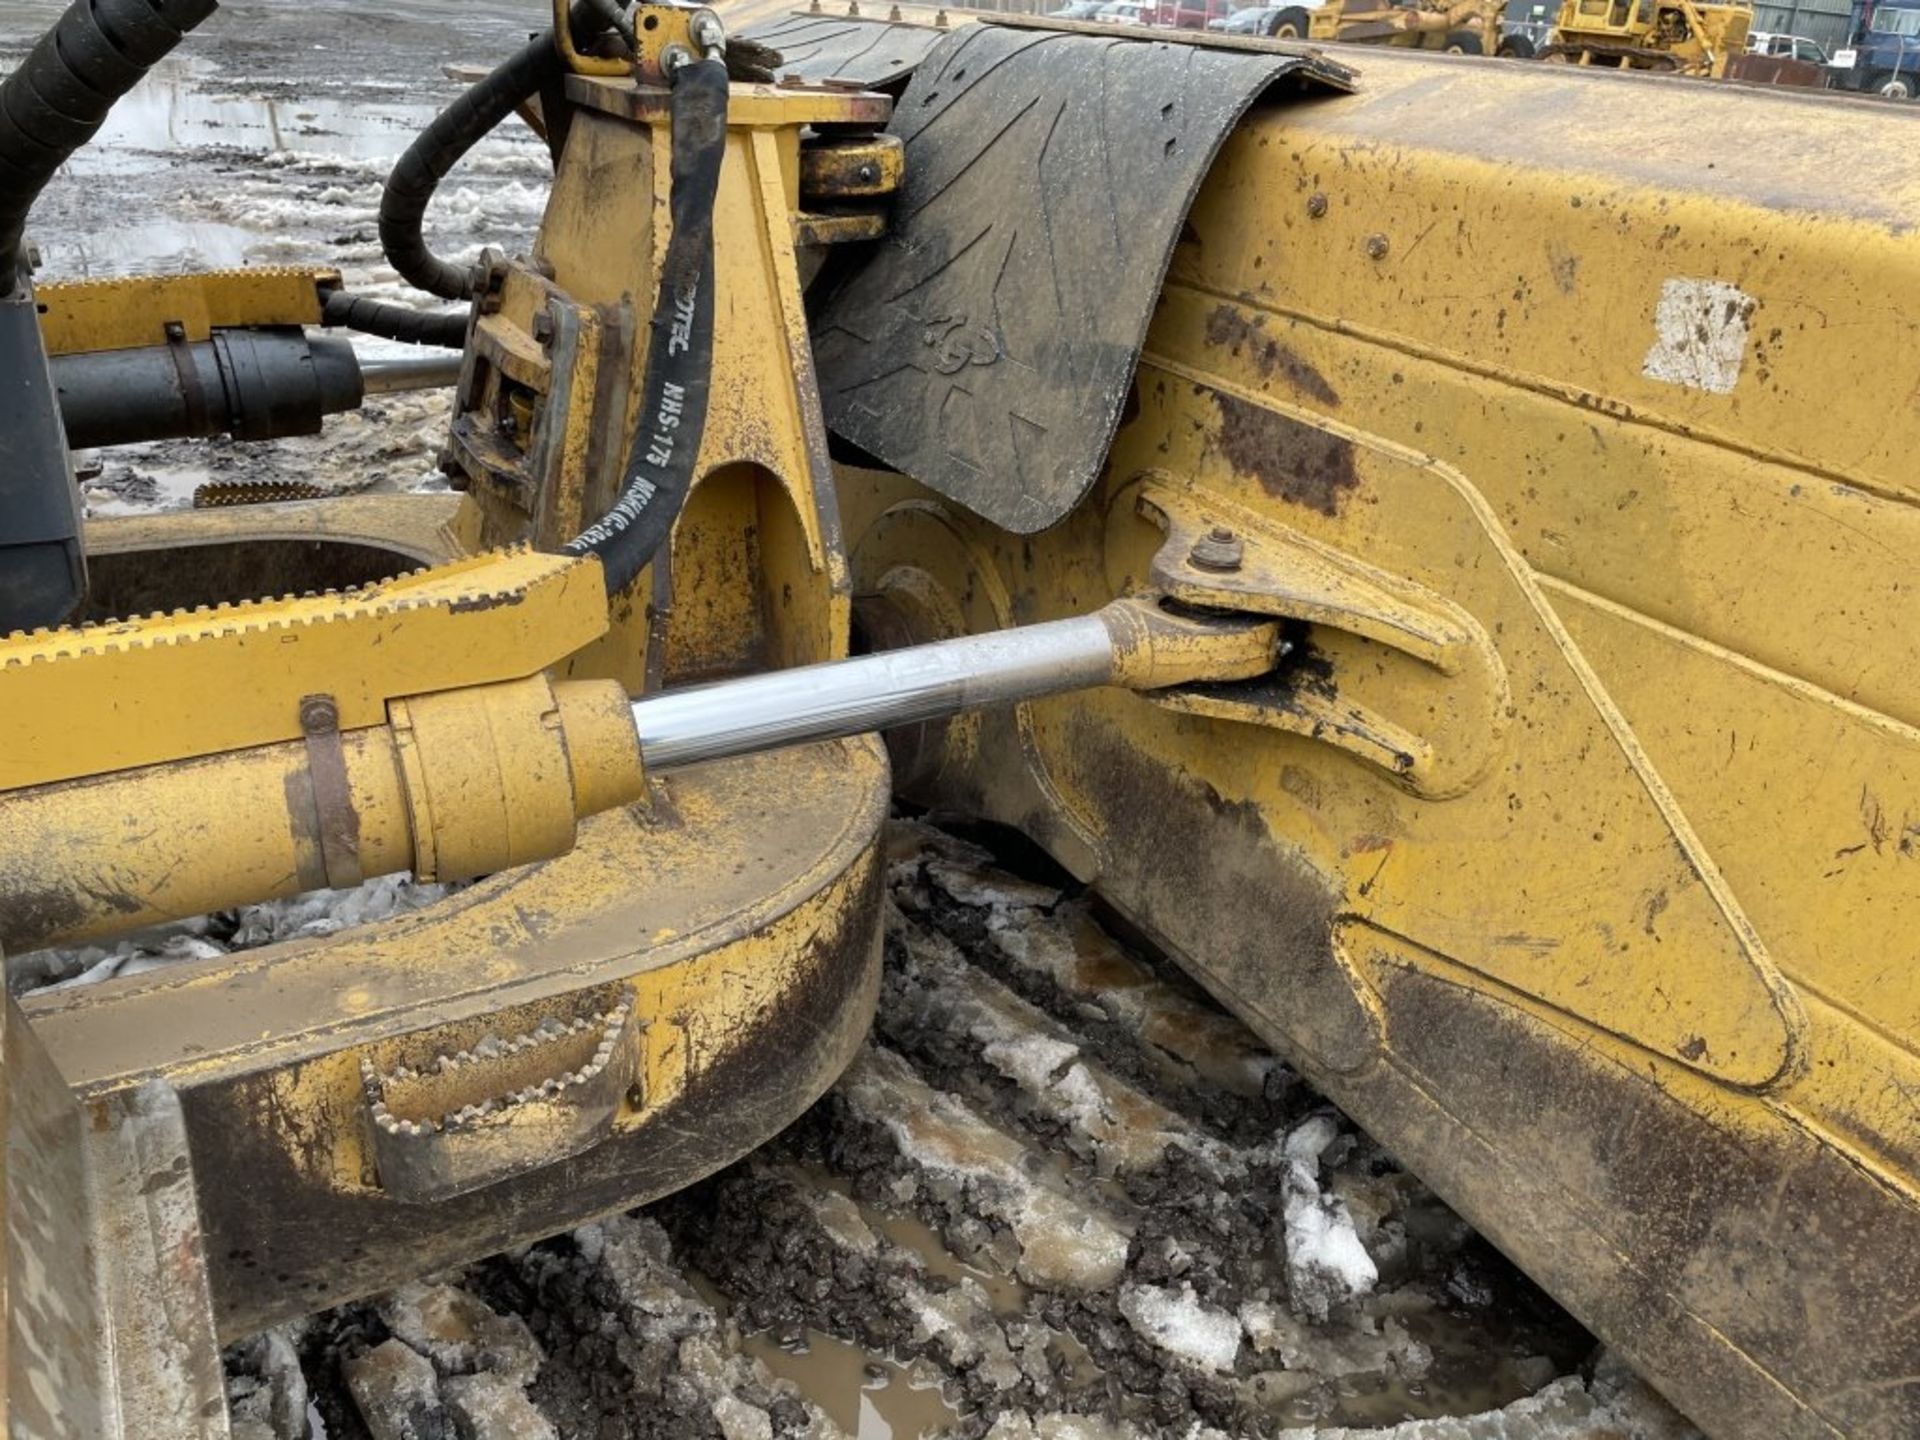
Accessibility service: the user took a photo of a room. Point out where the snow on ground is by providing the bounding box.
[1117,1284,1244,1374]
[1279,1117,1381,1323]
[10,875,454,994]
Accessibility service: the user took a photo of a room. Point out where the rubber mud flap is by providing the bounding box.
[740,12,952,88]
[813,24,1351,534]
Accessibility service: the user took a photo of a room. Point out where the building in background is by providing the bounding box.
[1753,0,1852,49]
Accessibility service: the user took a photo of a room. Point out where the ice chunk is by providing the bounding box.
[985,1414,1140,1440]
[343,1339,446,1440]
[924,855,1061,912]
[711,1394,774,1440]
[792,1180,882,1258]
[904,1277,1024,1389]
[225,1327,309,1440]
[980,1032,1080,1093]
[887,912,1228,1176]
[441,1372,558,1440]
[18,873,454,994]
[838,1047,1131,1292]
[1280,1117,1378,1321]
[379,1282,542,1386]
[1119,1282,1243,1373]
[1283,1114,1341,1166]
[1266,1368,1701,1438]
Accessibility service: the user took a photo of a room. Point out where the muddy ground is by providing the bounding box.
[6,0,1698,1434]
[211,823,1693,1440]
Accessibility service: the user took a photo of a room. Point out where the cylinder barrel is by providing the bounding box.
[51,329,363,449]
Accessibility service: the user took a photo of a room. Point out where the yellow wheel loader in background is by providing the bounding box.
[1250,0,1508,54]
[0,0,1916,1435]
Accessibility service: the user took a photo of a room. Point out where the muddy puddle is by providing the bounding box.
[35,56,480,276]
[2,0,552,282]
[740,1308,963,1439]
[0,0,551,515]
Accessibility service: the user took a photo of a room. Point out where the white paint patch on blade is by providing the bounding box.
[1641,277,1756,395]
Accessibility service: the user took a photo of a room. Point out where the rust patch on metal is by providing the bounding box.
[1043,709,1380,1079]
[1212,391,1359,517]
[138,1153,191,1195]
[1347,959,1920,1439]
[1547,245,1579,297]
[1,879,141,953]
[1203,305,1340,407]
[300,692,363,890]
[446,588,529,614]
[283,765,333,894]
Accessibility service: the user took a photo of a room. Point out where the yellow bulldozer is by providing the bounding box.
[1,0,1917,1435]
[1538,0,1754,72]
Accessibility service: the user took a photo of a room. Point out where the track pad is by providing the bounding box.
[815,22,1351,533]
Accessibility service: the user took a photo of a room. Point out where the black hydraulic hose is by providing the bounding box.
[320,289,470,348]
[565,57,728,598]
[379,0,607,302]
[0,0,219,295]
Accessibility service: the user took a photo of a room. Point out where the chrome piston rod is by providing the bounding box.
[357,350,465,394]
[633,613,1123,773]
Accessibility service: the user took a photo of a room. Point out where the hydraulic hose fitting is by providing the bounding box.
[689,8,727,58]
[319,287,470,348]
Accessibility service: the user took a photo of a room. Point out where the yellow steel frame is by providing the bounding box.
[447,76,889,694]
[0,547,609,790]
[836,45,1920,1440]
[34,266,338,354]
[0,74,906,1438]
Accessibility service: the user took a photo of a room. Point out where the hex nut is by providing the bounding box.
[1188,525,1245,573]
[299,695,339,733]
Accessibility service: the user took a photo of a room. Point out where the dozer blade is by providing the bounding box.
[2,994,227,1439]
[823,28,1920,1439]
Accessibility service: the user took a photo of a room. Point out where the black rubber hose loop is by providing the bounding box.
[29,38,118,125]
[0,0,219,294]
[88,0,180,69]
[61,8,152,95]
[378,0,606,302]
[319,289,470,350]
[563,56,729,598]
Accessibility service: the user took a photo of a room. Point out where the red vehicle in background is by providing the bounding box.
[1152,0,1231,25]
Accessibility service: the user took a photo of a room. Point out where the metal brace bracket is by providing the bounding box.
[299,692,365,889]
[1119,473,1512,799]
